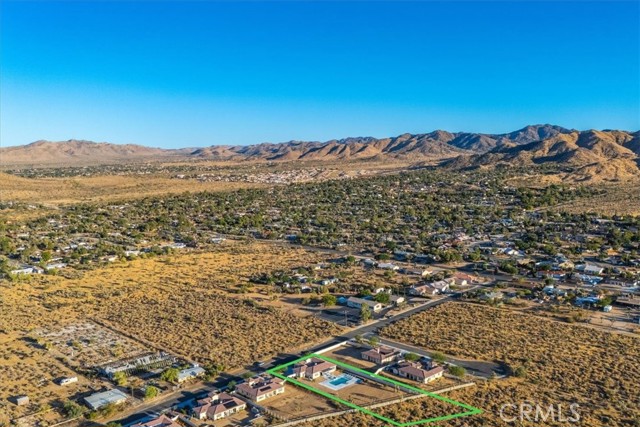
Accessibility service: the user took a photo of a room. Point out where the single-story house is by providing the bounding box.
[576,264,605,275]
[409,284,436,296]
[451,272,477,286]
[400,268,432,277]
[288,357,337,380]
[392,362,445,384]
[177,366,206,383]
[361,258,377,267]
[10,265,42,275]
[481,291,504,301]
[84,389,128,411]
[428,280,451,294]
[361,346,401,365]
[607,278,639,287]
[346,297,383,312]
[192,392,246,421]
[236,375,285,402]
[132,414,181,427]
[378,263,399,271]
[389,295,405,306]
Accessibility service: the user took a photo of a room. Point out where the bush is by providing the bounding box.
[322,294,337,307]
[144,385,159,399]
[63,400,85,418]
[448,365,466,377]
[514,365,528,378]
[160,367,179,383]
[404,352,420,362]
[431,351,446,363]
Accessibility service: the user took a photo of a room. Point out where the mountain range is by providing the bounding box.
[2,125,639,181]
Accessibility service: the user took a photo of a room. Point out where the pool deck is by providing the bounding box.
[319,372,360,391]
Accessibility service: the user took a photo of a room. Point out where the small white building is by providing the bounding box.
[58,376,78,386]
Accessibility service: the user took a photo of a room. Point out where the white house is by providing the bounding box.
[346,297,383,312]
[378,263,399,271]
[177,366,206,383]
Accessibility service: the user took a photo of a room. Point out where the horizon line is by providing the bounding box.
[4,123,639,150]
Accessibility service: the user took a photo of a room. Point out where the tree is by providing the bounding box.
[160,367,179,383]
[360,304,371,323]
[63,400,85,418]
[322,294,337,307]
[113,371,127,386]
[144,385,159,399]
[227,380,237,391]
[374,292,390,304]
[367,336,380,347]
[404,352,420,362]
[431,351,446,363]
[448,365,466,377]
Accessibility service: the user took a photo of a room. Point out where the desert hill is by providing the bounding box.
[0,139,184,166]
[446,129,640,182]
[2,125,639,181]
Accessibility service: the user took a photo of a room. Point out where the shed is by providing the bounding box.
[14,395,29,406]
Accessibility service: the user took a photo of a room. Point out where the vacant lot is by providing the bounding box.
[34,321,150,369]
[0,332,93,425]
[0,171,263,205]
[262,386,340,420]
[299,303,640,426]
[379,302,640,427]
[1,241,340,365]
[0,242,342,422]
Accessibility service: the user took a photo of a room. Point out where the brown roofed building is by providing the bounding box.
[192,392,246,420]
[361,346,401,365]
[131,414,181,427]
[235,375,285,402]
[392,361,445,384]
[288,357,337,380]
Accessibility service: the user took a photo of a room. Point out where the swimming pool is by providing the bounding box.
[320,373,360,391]
[329,376,350,386]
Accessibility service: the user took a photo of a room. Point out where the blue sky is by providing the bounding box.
[1,1,638,148]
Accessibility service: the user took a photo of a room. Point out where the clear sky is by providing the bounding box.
[1,1,638,148]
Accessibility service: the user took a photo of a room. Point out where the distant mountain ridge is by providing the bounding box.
[2,125,639,181]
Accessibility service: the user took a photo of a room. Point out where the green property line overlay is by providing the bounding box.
[266,353,482,426]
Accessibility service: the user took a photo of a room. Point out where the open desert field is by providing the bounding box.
[0,172,264,205]
[299,302,640,426]
[0,242,342,423]
[378,302,640,427]
[0,332,94,425]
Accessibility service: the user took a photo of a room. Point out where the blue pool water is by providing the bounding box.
[321,373,360,390]
[329,376,350,386]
